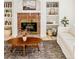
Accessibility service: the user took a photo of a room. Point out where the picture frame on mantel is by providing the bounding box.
[23,0,36,10]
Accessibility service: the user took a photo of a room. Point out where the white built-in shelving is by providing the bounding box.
[4,0,12,36]
[46,1,59,36]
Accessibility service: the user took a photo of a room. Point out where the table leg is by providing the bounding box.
[37,45,40,51]
[23,45,25,56]
[37,44,40,51]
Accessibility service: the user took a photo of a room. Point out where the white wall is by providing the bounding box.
[59,0,75,27]
[12,0,74,37]
[40,0,47,38]
[12,0,22,36]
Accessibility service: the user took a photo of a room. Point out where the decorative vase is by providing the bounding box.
[47,29,53,36]
[23,36,27,41]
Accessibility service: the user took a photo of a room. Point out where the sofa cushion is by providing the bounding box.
[59,32,75,55]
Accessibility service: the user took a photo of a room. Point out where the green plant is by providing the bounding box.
[61,16,69,27]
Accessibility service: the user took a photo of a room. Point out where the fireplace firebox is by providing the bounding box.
[21,22,37,32]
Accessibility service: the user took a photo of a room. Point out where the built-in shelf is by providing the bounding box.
[46,1,59,36]
[47,24,58,26]
[4,1,12,36]
[4,25,12,27]
[47,15,58,16]
[4,17,12,19]
[5,8,12,9]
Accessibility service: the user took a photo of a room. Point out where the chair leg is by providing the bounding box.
[38,47,40,51]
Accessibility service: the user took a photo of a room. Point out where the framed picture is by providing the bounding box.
[23,0,36,10]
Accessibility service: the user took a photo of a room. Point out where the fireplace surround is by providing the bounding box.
[21,22,37,32]
[17,13,40,35]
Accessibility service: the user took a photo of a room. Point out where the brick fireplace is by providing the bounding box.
[17,13,40,35]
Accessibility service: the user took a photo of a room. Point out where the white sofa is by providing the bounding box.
[57,27,75,59]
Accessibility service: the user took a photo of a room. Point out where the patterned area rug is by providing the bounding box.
[4,40,66,59]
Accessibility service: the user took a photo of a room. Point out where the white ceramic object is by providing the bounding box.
[23,36,27,41]
[47,29,52,36]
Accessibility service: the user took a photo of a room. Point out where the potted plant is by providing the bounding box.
[61,16,69,27]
